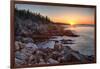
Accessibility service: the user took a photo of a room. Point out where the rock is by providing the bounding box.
[28,55,37,64]
[15,58,27,66]
[15,36,22,41]
[87,55,95,63]
[39,58,46,64]
[25,43,38,52]
[15,41,21,51]
[52,50,64,61]
[22,37,34,43]
[63,46,73,53]
[25,43,38,48]
[62,46,88,63]
[15,51,28,60]
[52,51,59,55]
[54,41,63,51]
[15,41,25,51]
[36,50,41,54]
[21,48,33,56]
[21,29,28,36]
[39,61,46,64]
[47,58,59,64]
[71,52,81,60]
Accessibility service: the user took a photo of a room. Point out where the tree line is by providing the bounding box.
[15,8,52,23]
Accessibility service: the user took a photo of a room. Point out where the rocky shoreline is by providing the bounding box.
[15,37,95,67]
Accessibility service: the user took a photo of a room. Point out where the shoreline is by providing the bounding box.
[15,38,95,67]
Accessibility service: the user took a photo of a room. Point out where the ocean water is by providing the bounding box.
[64,26,95,56]
[38,26,95,56]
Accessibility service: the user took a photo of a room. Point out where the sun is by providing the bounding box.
[69,21,76,26]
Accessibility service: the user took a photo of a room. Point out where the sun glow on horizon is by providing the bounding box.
[68,20,77,26]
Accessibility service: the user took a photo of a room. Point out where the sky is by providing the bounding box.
[15,4,95,25]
